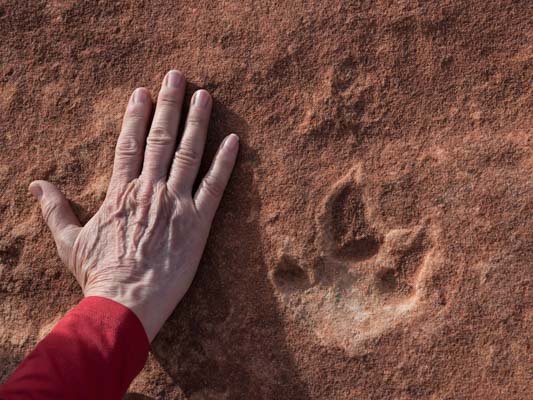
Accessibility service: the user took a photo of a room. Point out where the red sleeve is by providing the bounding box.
[0,296,149,400]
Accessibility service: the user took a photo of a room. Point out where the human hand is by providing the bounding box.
[28,71,239,341]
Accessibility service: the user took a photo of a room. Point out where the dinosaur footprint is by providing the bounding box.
[270,165,436,354]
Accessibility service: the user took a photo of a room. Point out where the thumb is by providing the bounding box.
[29,180,82,264]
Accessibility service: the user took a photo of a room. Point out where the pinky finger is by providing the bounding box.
[194,134,239,222]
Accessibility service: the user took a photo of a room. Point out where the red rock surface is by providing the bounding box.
[1,1,532,399]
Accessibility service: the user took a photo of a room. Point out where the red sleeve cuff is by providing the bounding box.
[1,296,149,400]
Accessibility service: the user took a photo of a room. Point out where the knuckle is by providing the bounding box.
[186,114,206,129]
[175,146,200,168]
[147,126,173,147]
[116,135,141,157]
[201,176,224,199]
[217,152,233,168]
[158,93,181,108]
[42,199,64,226]
[125,106,147,120]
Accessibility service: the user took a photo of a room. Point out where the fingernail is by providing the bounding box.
[29,183,43,200]
[133,88,149,104]
[166,70,184,88]
[224,134,239,151]
[192,90,211,108]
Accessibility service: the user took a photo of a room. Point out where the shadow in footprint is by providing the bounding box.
[374,226,429,302]
[319,173,380,262]
[151,102,310,399]
[272,254,312,293]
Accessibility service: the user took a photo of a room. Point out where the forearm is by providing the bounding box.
[0,297,149,400]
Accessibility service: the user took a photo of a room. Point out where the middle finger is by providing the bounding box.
[142,70,186,182]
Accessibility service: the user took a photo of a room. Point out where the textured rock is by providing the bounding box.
[1,1,531,398]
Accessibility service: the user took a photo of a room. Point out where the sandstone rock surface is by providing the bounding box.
[1,1,531,398]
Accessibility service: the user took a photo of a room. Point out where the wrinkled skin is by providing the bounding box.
[29,71,239,341]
